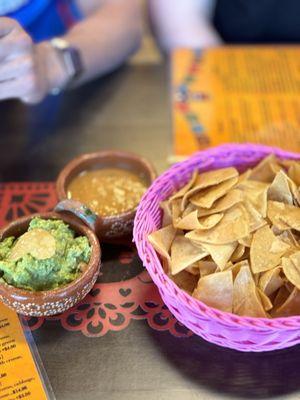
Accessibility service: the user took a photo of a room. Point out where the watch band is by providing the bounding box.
[49,38,84,95]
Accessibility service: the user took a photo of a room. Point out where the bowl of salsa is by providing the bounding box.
[56,150,157,243]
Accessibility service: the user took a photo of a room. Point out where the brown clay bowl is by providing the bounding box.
[56,150,157,243]
[0,212,101,317]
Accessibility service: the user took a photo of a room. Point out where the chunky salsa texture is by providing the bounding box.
[0,218,91,291]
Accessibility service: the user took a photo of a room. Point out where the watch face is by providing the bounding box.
[51,38,69,51]
[51,38,84,86]
[66,48,84,80]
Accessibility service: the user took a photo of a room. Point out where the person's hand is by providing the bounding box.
[0,18,67,104]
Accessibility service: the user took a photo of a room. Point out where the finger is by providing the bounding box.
[0,55,34,82]
[22,93,44,105]
[0,17,17,37]
[0,23,32,60]
[0,74,37,101]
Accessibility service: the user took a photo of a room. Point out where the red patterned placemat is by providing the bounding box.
[0,183,191,338]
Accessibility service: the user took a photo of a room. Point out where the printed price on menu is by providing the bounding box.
[0,303,47,400]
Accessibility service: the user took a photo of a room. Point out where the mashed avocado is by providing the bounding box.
[0,218,91,291]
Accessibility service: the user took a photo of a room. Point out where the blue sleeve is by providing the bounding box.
[8,0,84,42]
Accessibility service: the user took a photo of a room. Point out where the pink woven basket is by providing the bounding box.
[133,144,300,352]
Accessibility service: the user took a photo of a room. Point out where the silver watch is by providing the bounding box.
[49,38,84,95]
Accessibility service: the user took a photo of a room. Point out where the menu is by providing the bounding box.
[0,303,50,400]
[171,46,300,161]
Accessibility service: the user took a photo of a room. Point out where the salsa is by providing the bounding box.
[0,218,91,291]
[67,168,147,217]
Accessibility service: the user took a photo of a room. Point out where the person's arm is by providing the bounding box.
[0,0,142,103]
[149,0,222,53]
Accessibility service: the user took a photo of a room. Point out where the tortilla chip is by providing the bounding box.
[272,286,291,309]
[239,181,268,217]
[272,287,300,317]
[250,154,281,183]
[181,203,197,218]
[243,246,250,260]
[268,201,300,231]
[231,244,245,262]
[290,251,300,266]
[271,225,285,236]
[258,267,284,296]
[267,201,291,230]
[238,234,253,247]
[225,260,249,280]
[199,241,237,270]
[170,236,208,275]
[195,167,239,188]
[180,168,238,211]
[185,263,201,275]
[270,237,291,254]
[10,229,56,261]
[269,166,300,206]
[171,199,182,226]
[175,210,200,230]
[169,170,198,201]
[170,270,199,294]
[176,211,224,231]
[288,175,299,204]
[282,253,300,290]
[148,224,177,260]
[272,163,282,175]
[237,169,252,185]
[257,288,273,311]
[198,260,218,277]
[250,225,290,274]
[281,170,300,205]
[253,273,260,286]
[197,189,244,217]
[161,257,170,274]
[244,200,267,233]
[224,261,233,269]
[197,213,224,230]
[233,265,267,317]
[288,163,300,186]
[193,270,233,313]
[185,167,238,196]
[160,201,173,227]
[268,170,293,205]
[285,281,294,293]
[186,204,250,245]
[190,176,238,209]
[238,179,269,191]
[277,230,300,248]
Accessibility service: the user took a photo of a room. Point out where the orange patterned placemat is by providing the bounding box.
[0,183,191,338]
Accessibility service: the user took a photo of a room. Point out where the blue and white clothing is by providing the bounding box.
[0,0,29,14]
[0,0,83,42]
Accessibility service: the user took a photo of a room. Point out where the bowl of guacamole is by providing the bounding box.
[0,213,101,316]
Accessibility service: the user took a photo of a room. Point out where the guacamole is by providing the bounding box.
[0,218,91,291]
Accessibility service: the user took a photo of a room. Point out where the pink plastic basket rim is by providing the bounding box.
[134,143,300,329]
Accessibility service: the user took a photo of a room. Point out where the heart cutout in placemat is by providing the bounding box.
[119,288,131,297]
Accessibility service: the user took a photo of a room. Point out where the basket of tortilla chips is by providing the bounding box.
[133,144,300,352]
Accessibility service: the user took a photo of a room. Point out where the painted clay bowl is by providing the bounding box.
[0,212,101,317]
[56,150,157,244]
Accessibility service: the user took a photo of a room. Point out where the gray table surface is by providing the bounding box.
[1,63,300,400]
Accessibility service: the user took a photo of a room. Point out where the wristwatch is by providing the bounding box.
[49,37,84,95]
